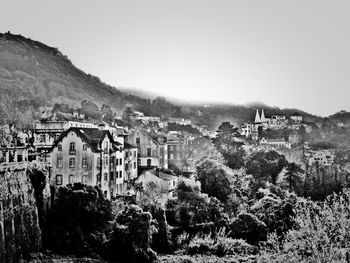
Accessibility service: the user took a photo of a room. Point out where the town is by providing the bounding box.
[0,105,337,206]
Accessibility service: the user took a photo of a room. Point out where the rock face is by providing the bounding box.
[0,163,42,262]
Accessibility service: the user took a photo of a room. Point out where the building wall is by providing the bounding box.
[127,129,168,169]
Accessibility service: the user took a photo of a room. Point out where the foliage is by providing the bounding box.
[107,204,157,263]
[259,190,350,263]
[196,160,232,203]
[81,100,101,120]
[279,162,304,193]
[48,184,113,256]
[166,181,226,228]
[212,122,245,169]
[245,151,288,190]
[229,213,267,245]
[181,228,256,257]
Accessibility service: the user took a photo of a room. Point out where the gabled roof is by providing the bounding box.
[51,127,115,152]
[124,142,137,149]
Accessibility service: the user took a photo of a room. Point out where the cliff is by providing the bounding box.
[0,162,42,262]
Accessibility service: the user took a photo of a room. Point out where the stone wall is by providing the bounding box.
[0,162,42,262]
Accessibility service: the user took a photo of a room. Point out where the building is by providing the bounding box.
[34,112,97,162]
[168,118,192,126]
[308,150,335,166]
[167,134,186,171]
[127,129,168,170]
[50,127,127,198]
[260,137,292,149]
[290,112,303,123]
[0,146,29,164]
[135,169,178,206]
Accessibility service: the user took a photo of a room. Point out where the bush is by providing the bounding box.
[185,228,256,257]
[229,213,267,244]
[258,190,350,263]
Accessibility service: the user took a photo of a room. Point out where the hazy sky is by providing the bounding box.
[1,0,350,116]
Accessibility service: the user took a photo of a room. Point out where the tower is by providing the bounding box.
[261,109,266,122]
[255,109,261,123]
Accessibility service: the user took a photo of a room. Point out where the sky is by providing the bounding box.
[1,0,350,116]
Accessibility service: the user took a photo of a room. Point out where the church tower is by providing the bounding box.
[261,109,266,122]
[255,109,261,123]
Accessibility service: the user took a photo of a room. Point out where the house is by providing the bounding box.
[127,129,168,170]
[135,169,178,206]
[308,150,335,166]
[0,146,29,164]
[260,137,291,149]
[290,112,303,123]
[167,134,186,171]
[34,112,97,162]
[50,127,127,199]
[168,118,192,126]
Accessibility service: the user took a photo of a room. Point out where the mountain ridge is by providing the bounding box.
[0,31,345,129]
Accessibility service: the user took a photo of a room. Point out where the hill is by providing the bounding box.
[0,31,127,111]
[0,31,325,130]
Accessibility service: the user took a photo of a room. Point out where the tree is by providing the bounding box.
[246,151,288,189]
[259,191,350,263]
[282,163,304,193]
[213,121,245,169]
[196,160,232,203]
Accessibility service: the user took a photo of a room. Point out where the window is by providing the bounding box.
[40,134,46,143]
[125,151,129,158]
[147,148,151,157]
[82,175,87,184]
[69,142,75,151]
[57,158,62,168]
[119,158,122,165]
[133,151,136,157]
[110,172,114,181]
[147,159,152,167]
[104,173,108,181]
[58,144,62,152]
[173,181,175,186]
[69,142,76,155]
[125,163,129,171]
[83,144,87,151]
[82,158,87,168]
[56,175,62,185]
[119,171,122,178]
[69,174,74,184]
[116,158,119,166]
[136,138,140,146]
[105,156,108,166]
[133,162,136,169]
[104,142,108,154]
[69,158,75,168]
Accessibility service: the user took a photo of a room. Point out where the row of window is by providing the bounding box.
[57,157,87,168]
[57,143,88,152]
[57,156,131,169]
[56,174,87,185]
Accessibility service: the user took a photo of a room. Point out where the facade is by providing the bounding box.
[168,118,192,126]
[260,137,292,149]
[291,112,303,123]
[167,134,186,171]
[308,150,335,166]
[50,127,126,199]
[0,146,29,164]
[136,169,178,206]
[127,129,168,169]
[34,113,97,162]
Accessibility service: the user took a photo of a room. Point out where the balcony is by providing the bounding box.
[69,150,76,155]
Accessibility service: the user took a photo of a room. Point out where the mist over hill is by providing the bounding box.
[0,32,345,129]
